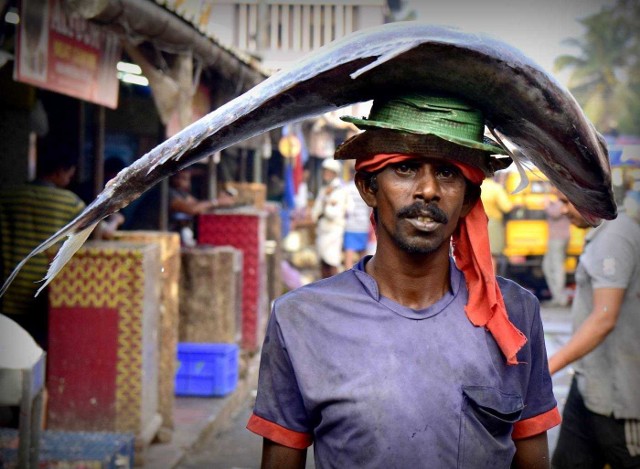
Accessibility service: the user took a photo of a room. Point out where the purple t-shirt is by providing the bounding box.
[248,257,559,468]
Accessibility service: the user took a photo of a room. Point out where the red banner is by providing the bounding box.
[15,0,121,109]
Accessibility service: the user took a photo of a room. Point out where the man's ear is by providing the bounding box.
[354,172,377,208]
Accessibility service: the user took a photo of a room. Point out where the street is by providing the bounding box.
[177,304,572,469]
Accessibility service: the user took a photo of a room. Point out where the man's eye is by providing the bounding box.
[437,166,459,179]
[394,163,417,175]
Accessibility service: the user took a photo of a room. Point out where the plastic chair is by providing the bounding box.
[0,315,47,468]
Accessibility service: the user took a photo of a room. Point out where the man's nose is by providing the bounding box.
[414,169,440,201]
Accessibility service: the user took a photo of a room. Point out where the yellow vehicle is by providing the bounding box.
[499,169,587,296]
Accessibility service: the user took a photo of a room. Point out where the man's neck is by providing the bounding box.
[365,244,452,310]
[40,174,63,188]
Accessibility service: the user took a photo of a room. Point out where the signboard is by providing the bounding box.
[15,0,121,109]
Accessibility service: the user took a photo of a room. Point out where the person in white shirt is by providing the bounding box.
[311,159,349,278]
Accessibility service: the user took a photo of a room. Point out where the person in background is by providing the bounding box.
[311,159,349,278]
[481,172,516,272]
[168,169,235,246]
[294,167,311,216]
[0,151,85,349]
[248,93,560,468]
[622,180,640,225]
[549,191,640,468]
[541,187,571,307]
[343,162,372,268]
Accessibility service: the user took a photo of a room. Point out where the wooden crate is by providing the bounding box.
[179,246,242,344]
[47,241,162,451]
[0,428,135,469]
[226,182,266,209]
[198,209,268,351]
[111,231,180,434]
[265,205,284,305]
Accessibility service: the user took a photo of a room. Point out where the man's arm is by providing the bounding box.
[261,438,307,469]
[169,193,217,215]
[512,432,550,469]
[548,287,625,374]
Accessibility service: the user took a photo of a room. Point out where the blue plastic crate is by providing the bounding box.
[0,428,134,468]
[175,343,239,397]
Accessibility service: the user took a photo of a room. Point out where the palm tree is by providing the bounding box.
[614,0,640,134]
[554,1,639,134]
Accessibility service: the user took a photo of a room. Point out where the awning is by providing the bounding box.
[64,0,270,92]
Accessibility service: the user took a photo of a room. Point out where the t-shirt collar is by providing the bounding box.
[352,256,464,320]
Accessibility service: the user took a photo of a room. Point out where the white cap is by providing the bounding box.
[321,159,342,175]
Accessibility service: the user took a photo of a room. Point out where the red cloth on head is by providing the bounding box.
[357,153,527,365]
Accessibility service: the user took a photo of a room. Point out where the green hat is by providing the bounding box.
[335,93,512,175]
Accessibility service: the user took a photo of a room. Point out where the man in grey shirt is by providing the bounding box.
[550,192,640,468]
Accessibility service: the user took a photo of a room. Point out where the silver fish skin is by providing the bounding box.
[0,21,616,296]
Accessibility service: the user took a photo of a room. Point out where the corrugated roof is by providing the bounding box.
[153,0,270,77]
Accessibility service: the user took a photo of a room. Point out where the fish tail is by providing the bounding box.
[34,222,98,297]
[0,227,69,297]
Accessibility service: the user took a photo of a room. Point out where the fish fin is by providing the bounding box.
[350,43,417,79]
[488,127,530,194]
[0,225,74,298]
[509,155,531,194]
[34,222,98,297]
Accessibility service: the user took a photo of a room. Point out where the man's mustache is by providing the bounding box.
[397,202,448,224]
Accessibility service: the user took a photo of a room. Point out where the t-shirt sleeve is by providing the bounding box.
[512,296,562,439]
[247,307,313,449]
[586,233,635,290]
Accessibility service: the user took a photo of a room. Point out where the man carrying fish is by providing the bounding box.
[247,94,561,468]
[0,22,618,467]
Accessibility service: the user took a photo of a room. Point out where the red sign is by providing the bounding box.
[15,0,121,109]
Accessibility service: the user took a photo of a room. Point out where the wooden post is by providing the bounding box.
[93,105,105,198]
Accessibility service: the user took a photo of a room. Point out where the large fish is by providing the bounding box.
[0,21,616,297]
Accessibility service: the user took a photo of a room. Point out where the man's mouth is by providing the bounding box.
[398,203,448,230]
[406,215,440,232]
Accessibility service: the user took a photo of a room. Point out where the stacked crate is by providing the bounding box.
[111,231,180,436]
[265,204,284,306]
[198,209,268,351]
[47,241,161,460]
[0,429,135,469]
[226,182,267,209]
[179,245,242,344]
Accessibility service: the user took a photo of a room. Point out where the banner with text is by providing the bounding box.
[15,0,121,109]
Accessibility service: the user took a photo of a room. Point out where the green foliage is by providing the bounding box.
[554,0,640,135]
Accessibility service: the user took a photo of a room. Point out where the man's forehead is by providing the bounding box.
[393,154,457,164]
[378,154,470,170]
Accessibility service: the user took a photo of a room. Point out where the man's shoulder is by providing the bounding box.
[497,276,537,300]
[1,183,76,202]
[45,186,86,208]
[497,276,540,321]
[590,214,640,254]
[607,213,640,238]
[274,270,359,309]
